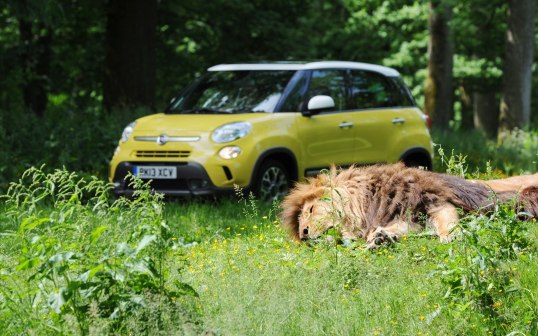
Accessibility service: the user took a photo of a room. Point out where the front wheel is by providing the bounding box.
[253,160,290,203]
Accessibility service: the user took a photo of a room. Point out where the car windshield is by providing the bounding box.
[166,70,295,114]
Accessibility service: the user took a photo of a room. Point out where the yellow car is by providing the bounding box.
[109,61,433,201]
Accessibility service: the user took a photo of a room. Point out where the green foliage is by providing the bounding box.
[436,206,536,334]
[452,0,506,89]
[0,167,201,335]
[1,1,106,111]
[2,0,538,133]
[0,106,149,192]
[157,0,311,102]
[1,160,538,334]
[431,148,538,334]
[432,129,538,175]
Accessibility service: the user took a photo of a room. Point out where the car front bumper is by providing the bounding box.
[111,161,236,198]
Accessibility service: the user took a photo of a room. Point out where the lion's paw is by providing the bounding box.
[366,229,398,249]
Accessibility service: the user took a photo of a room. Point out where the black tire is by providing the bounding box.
[253,159,290,203]
[403,157,432,170]
[403,159,421,168]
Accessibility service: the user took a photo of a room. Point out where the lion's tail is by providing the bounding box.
[438,174,492,211]
[441,173,538,220]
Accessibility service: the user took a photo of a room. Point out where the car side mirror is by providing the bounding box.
[302,95,335,117]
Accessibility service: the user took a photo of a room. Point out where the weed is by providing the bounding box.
[234,184,282,238]
[234,184,259,223]
[2,142,538,334]
[0,167,201,335]
[437,146,469,177]
[436,204,535,334]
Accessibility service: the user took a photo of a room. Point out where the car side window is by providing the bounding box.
[391,77,416,107]
[278,72,308,112]
[306,70,346,111]
[347,70,396,109]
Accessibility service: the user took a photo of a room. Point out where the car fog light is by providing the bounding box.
[218,146,241,159]
[189,179,208,190]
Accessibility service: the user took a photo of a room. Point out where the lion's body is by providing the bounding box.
[280,163,538,248]
[473,173,538,192]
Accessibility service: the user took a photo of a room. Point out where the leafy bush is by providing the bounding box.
[0,167,201,335]
[0,106,150,192]
[436,205,537,334]
[433,150,538,335]
[432,129,538,175]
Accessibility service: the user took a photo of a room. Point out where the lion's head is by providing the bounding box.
[280,170,349,240]
[295,193,342,240]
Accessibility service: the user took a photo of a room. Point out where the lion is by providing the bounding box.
[280,163,538,248]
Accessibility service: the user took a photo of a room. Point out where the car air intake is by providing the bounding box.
[135,150,191,158]
[222,166,233,181]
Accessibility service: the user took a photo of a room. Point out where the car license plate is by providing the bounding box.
[134,166,177,179]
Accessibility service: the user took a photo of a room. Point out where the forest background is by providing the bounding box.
[1,0,537,188]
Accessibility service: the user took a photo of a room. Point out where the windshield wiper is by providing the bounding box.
[182,108,230,114]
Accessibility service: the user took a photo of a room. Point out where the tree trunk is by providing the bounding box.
[18,17,52,118]
[498,0,536,136]
[424,0,454,129]
[474,91,498,138]
[458,84,473,130]
[104,0,158,111]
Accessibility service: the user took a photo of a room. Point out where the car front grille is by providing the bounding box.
[135,150,191,158]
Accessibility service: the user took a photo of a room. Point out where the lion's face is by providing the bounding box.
[297,196,340,240]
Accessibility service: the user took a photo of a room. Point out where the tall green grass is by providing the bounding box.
[175,177,538,335]
[1,135,538,334]
[0,169,202,335]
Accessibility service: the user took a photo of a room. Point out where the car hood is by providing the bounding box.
[133,112,273,135]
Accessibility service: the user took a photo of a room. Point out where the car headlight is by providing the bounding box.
[120,121,136,143]
[212,122,251,143]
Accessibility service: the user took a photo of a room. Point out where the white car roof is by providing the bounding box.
[208,61,400,77]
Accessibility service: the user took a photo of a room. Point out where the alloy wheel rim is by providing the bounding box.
[259,166,288,202]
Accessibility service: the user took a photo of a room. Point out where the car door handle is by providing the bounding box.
[392,117,406,125]
[339,121,354,128]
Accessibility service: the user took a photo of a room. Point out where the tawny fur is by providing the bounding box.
[280,163,538,248]
[472,173,538,192]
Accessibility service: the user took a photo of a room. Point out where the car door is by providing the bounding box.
[294,69,357,176]
[346,69,411,164]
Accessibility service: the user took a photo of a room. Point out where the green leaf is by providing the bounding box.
[48,288,68,314]
[174,280,199,297]
[136,235,156,255]
[19,217,50,233]
[90,225,108,244]
[127,260,154,276]
[48,251,76,265]
[17,257,41,271]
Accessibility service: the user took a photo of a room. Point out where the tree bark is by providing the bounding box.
[458,84,473,130]
[104,0,158,111]
[424,0,454,129]
[474,91,498,138]
[498,0,536,135]
[18,17,52,118]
